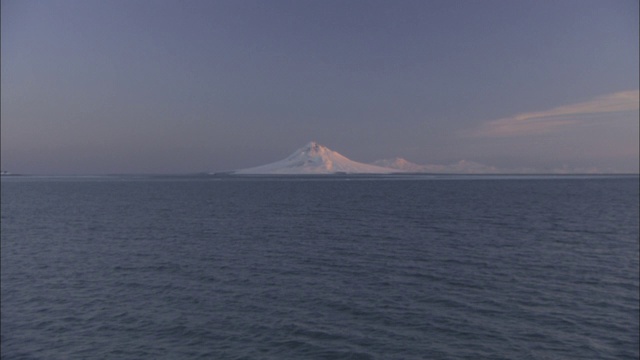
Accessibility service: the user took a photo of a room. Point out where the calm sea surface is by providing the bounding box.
[1,175,638,359]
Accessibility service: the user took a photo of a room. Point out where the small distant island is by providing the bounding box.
[226,141,612,175]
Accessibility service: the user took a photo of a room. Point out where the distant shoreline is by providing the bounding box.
[3,173,639,179]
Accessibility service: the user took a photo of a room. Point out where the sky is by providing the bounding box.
[1,0,638,174]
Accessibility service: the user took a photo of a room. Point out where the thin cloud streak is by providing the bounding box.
[470,90,640,137]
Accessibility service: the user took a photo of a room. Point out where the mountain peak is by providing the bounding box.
[235,142,397,174]
[301,141,326,155]
[305,141,319,148]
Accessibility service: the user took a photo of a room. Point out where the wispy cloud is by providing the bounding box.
[470,90,640,137]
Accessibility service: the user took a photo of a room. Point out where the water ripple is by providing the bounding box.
[2,177,638,359]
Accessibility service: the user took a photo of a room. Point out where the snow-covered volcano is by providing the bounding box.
[234,142,398,174]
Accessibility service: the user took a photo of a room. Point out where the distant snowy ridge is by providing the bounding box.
[371,158,426,172]
[372,158,499,174]
[370,158,608,174]
[234,142,398,174]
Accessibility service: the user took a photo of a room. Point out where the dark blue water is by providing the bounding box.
[2,175,638,359]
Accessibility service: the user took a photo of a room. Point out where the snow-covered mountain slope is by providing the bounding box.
[234,142,398,174]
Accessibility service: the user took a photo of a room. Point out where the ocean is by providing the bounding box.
[1,175,638,359]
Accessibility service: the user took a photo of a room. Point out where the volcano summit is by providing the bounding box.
[234,142,397,174]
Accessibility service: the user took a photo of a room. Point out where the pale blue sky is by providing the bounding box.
[2,0,638,174]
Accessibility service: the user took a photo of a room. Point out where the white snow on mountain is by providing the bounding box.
[371,158,425,172]
[231,143,606,175]
[234,142,399,174]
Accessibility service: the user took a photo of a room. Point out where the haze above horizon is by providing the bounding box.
[2,0,638,175]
